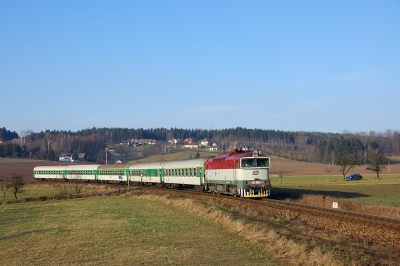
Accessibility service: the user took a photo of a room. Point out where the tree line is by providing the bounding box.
[0,127,18,141]
[0,127,399,165]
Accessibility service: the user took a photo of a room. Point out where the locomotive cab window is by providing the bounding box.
[241,159,255,167]
[256,158,269,167]
[241,158,269,168]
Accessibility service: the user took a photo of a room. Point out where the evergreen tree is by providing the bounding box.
[47,149,56,161]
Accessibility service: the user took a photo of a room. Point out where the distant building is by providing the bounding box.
[168,138,178,145]
[184,138,194,144]
[131,138,156,146]
[210,142,218,151]
[183,143,198,149]
[59,153,86,162]
[200,138,209,147]
[0,139,3,145]
[59,153,72,162]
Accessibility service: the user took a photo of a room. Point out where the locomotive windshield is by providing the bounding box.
[241,158,270,168]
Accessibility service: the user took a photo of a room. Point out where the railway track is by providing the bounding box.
[140,187,400,249]
[262,199,400,230]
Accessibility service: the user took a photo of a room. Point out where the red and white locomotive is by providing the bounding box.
[204,149,271,198]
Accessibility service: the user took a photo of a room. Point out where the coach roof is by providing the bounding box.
[162,158,206,168]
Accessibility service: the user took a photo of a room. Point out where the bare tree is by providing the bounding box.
[55,182,71,196]
[366,153,388,180]
[71,175,85,195]
[278,171,285,185]
[56,175,85,196]
[1,181,9,201]
[334,152,357,180]
[324,163,332,177]
[8,173,25,200]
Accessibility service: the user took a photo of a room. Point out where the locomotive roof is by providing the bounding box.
[208,149,256,162]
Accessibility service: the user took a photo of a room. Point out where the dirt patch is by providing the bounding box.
[0,161,69,183]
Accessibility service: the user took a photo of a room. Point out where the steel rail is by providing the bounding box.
[256,199,400,231]
[146,187,400,232]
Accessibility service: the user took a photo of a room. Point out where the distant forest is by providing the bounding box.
[0,127,399,164]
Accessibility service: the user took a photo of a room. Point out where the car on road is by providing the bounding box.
[345,174,363,181]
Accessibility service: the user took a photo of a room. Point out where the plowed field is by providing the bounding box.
[0,160,73,183]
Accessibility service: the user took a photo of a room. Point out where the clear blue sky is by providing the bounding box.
[1,1,399,135]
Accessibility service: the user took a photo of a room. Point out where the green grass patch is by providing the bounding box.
[1,185,95,201]
[0,196,277,265]
[271,174,400,206]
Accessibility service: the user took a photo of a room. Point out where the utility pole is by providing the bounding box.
[105,148,115,164]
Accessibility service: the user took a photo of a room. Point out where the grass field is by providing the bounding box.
[0,184,107,201]
[0,196,278,265]
[271,174,400,207]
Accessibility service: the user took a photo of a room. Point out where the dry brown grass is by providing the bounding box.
[289,194,400,219]
[133,193,339,266]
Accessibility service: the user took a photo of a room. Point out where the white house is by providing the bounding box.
[59,153,73,162]
[59,153,87,162]
[168,138,178,145]
[200,138,209,147]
